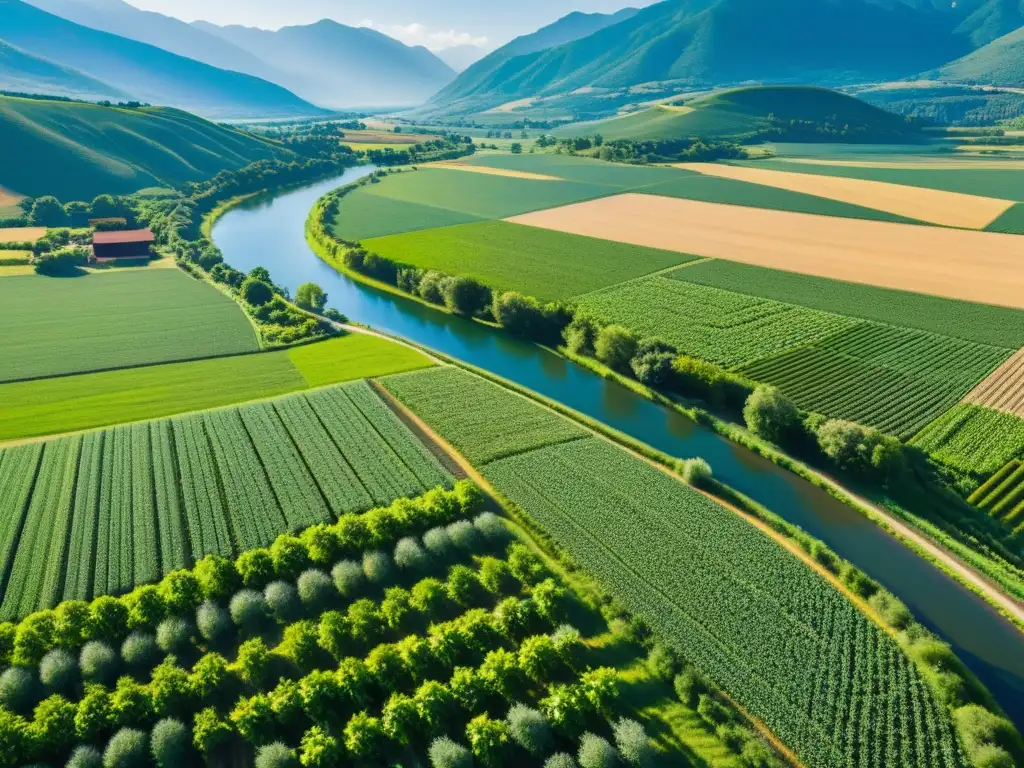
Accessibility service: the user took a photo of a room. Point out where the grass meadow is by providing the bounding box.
[364,221,698,300]
[0,269,259,382]
[0,334,432,442]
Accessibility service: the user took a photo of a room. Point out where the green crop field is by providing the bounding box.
[364,221,697,301]
[968,459,1024,531]
[576,275,858,367]
[986,202,1024,234]
[912,404,1024,477]
[740,324,1010,438]
[0,270,259,382]
[0,333,433,442]
[0,381,452,615]
[382,367,587,465]
[668,260,1024,348]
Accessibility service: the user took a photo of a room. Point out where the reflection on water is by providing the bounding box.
[212,167,1024,726]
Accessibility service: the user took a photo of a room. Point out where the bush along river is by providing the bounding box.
[211,166,1024,727]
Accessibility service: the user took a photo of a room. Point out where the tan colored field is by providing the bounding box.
[0,265,34,278]
[484,98,536,114]
[507,194,1024,309]
[0,227,46,243]
[675,162,1014,228]
[0,187,23,207]
[956,145,1024,153]
[341,130,437,145]
[433,162,561,181]
[964,347,1024,417]
[781,157,1024,170]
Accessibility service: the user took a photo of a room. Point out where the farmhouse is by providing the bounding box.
[91,228,154,260]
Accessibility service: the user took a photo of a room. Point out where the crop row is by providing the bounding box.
[911,404,1024,477]
[968,459,1024,531]
[0,382,452,618]
[741,324,1008,439]
[382,367,588,465]
[576,276,857,368]
[481,437,962,768]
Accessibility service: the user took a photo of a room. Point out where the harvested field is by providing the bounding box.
[0,226,45,243]
[675,162,1014,228]
[431,161,562,181]
[508,194,1024,309]
[780,158,1024,170]
[964,347,1024,417]
[339,130,434,145]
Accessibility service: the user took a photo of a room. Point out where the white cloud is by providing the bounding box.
[357,19,488,50]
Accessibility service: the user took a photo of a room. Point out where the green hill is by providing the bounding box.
[556,87,917,142]
[0,95,294,200]
[931,26,1024,85]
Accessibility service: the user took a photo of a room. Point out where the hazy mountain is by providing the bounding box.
[425,0,1000,116]
[194,19,456,109]
[931,25,1024,85]
[0,39,125,100]
[0,0,324,118]
[436,45,487,73]
[20,0,285,83]
[948,0,1024,47]
[426,8,639,114]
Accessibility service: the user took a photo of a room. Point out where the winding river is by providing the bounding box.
[211,167,1024,726]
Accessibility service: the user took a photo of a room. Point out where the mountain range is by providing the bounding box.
[931,24,1024,85]
[423,0,1024,118]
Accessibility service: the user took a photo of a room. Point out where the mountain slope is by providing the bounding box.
[931,26,1024,85]
[195,20,455,109]
[21,0,286,83]
[436,45,487,73]
[0,0,322,119]
[557,86,916,141]
[0,94,293,200]
[0,40,124,100]
[426,0,981,116]
[425,8,639,114]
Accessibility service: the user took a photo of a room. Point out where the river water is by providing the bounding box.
[212,167,1024,726]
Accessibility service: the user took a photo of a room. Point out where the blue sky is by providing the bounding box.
[123,0,658,50]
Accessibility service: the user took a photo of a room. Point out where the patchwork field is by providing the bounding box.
[676,162,1014,228]
[0,225,45,243]
[363,221,698,301]
[912,405,1024,477]
[432,161,562,181]
[382,366,962,768]
[0,333,432,442]
[969,459,1024,532]
[0,270,259,382]
[0,380,451,617]
[508,194,1024,309]
[964,347,1024,417]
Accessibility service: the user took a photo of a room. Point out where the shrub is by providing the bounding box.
[743,387,801,445]
[478,557,517,595]
[151,718,190,767]
[265,581,302,623]
[578,732,620,768]
[235,638,272,687]
[236,550,275,590]
[278,621,320,671]
[362,550,394,585]
[75,685,114,741]
[546,754,579,768]
[443,276,491,317]
[271,536,310,580]
[255,742,299,768]
[156,618,194,656]
[595,325,638,371]
[507,543,547,585]
[300,724,341,767]
[196,602,232,645]
[423,527,456,561]
[646,645,677,683]
[680,458,712,487]
[111,677,153,728]
[189,653,230,701]
[953,705,1024,766]
[492,291,543,337]
[230,590,270,630]
[241,278,274,306]
[67,745,103,768]
[466,714,509,767]
[331,560,366,598]
[297,570,335,612]
[563,314,599,356]
[90,598,129,645]
[192,707,232,755]
[149,659,191,717]
[447,565,485,607]
[613,719,654,767]
[474,512,510,546]
[418,271,447,303]
[159,571,201,615]
[519,635,562,681]
[344,711,385,760]
[410,578,451,619]
[674,666,705,709]
[193,555,240,600]
[507,703,553,756]
[429,736,473,768]
[103,727,149,768]
[394,537,430,572]
[120,633,159,672]
[40,649,77,694]
[446,520,482,552]
[122,586,166,631]
[381,692,420,745]
[295,282,327,313]
[53,601,91,648]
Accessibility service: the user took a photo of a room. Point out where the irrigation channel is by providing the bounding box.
[212,166,1024,727]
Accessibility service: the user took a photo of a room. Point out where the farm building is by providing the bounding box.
[92,228,154,260]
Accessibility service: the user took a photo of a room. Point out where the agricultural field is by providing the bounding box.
[577,275,859,368]
[381,367,587,465]
[0,270,259,383]
[739,324,1010,439]
[0,250,31,266]
[964,347,1024,417]
[0,481,724,768]
[968,459,1024,532]
[0,380,452,615]
[0,333,432,442]
[987,203,1024,234]
[381,367,966,768]
[363,221,697,301]
[0,226,45,243]
[911,404,1024,478]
